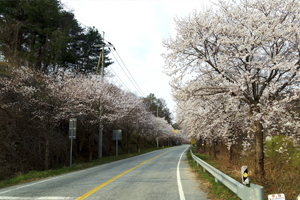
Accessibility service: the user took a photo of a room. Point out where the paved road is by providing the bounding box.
[0,145,208,200]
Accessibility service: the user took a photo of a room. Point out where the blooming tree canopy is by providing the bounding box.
[163,0,300,179]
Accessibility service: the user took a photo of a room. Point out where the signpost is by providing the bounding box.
[69,118,77,167]
[113,130,122,157]
[268,194,285,200]
[191,138,196,146]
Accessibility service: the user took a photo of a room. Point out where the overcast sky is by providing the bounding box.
[61,0,213,118]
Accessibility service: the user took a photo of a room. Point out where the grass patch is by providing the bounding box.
[187,148,240,200]
[0,146,168,189]
[193,151,209,161]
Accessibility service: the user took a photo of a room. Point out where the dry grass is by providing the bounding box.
[197,144,300,200]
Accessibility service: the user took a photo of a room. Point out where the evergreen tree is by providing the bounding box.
[70,27,113,74]
[0,0,112,74]
[142,93,173,124]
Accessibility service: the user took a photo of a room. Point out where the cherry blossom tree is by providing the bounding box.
[0,63,175,176]
[54,71,176,157]
[0,67,67,170]
[163,0,300,179]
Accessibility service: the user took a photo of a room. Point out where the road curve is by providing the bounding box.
[0,145,208,200]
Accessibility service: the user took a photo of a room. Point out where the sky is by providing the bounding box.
[61,0,213,119]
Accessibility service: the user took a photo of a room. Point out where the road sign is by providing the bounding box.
[113,130,122,140]
[241,166,249,185]
[69,118,77,167]
[268,194,285,200]
[69,118,77,139]
[113,130,122,157]
[191,138,196,145]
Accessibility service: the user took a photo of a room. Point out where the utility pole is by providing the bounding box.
[94,33,115,158]
[98,32,105,159]
[156,105,159,148]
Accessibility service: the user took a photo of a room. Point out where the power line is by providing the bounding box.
[64,10,146,96]
[104,41,146,97]
[113,50,146,97]
[108,66,131,91]
[110,51,145,97]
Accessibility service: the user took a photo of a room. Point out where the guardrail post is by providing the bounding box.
[249,183,264,200]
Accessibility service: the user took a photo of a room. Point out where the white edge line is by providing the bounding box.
[177,147,188,200]
[0,176,62,195]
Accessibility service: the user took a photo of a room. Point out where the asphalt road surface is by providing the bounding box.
[0,145,208,200]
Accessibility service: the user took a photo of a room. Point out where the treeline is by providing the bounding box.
[0,0,112,73]
[0,0,179,181]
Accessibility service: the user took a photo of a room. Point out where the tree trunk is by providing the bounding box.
[197,137,202,153]
[254,121,265,180]
[229,144,233,161]
[213,140,217,159]
[251,104,265,180]
[45,121,50,170]
[88,133,93,162]
[127,130,129,154]
[79,137,84,152]
[45,134,49,170]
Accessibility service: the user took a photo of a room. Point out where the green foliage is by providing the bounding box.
[0,62,12,78]
[291,152,300,167]
[69,27,113,74]
[194,152,209,161]
[265,135,300,168]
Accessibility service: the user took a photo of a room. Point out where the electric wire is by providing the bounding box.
[110,51,145,97]
[113,50,146,97]
[69,19,141,94]
[108,66,131,91]
[73,22,133,92]
[63,8,146,96]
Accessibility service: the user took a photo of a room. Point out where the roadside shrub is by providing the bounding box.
[265,135,300,167]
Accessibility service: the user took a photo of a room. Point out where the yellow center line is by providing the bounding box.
[77,148,177,200]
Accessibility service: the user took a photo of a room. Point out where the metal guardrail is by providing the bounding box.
[190,148,264,200]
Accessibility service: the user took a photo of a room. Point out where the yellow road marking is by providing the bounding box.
[77,148,176,200]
